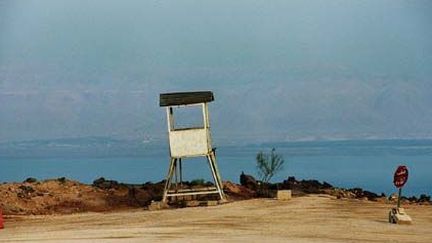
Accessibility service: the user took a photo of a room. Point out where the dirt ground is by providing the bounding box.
[0,178,173,215]
[1,195,431,242]
[0,179,253,216]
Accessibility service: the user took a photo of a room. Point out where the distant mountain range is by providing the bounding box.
[0,137,167,158]
[2,136,432,158]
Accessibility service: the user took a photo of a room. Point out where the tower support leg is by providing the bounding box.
[179,158,183,187]
[210,150,224,191]
[207,154,226,201]
[162,157,176,203]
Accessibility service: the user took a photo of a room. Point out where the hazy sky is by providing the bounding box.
[1,0,431,144]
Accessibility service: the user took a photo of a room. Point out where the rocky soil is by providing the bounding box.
[0,177,163,215]
[239,173,431,205]
[0,174,430,215]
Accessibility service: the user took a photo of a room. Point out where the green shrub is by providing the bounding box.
[256,148,284,183]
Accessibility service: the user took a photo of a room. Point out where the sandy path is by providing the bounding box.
[1,195,431,242]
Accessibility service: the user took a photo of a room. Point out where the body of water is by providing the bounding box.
[0,139,431,197]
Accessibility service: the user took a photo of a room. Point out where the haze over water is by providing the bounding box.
[1,1,431,197]
[1,1,432,143]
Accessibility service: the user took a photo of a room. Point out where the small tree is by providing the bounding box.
[256,148,284,184]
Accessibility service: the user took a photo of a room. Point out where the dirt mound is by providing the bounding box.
[223,181,256,200]
[1,178,102,215]
[1,175,429,216]
[0,177,254,215]
[0,178,162,215]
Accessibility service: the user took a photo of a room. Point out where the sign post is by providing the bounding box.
[397,187,402,209]
[389,165,412,224]
[393,165,408,209]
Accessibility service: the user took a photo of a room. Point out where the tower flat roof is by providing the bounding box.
[160,91,214,107]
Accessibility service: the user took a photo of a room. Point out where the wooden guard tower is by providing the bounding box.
[160,91,226,202]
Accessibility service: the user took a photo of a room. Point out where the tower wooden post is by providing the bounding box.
[159,91,226,203]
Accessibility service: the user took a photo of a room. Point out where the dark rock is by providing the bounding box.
[322,181,333,189]
[280,177,297,190]
[24,178,38,183]
[407,196,418,203]
[349,187,363,195]
[190,179,206,186]
[280,177,334,194]
[93,177,119,189]
[349,188,365,198]
[57,177,66,183]
[18,185,35,194]
[347,188,379,201]
[300,180,322,193]
[128,187,154,206]
[17,185,35,199]
[363,190,379,201]
[240,172,258,190]
[141,181,165,203]
[419,194,431,203]
[189,179,213,187]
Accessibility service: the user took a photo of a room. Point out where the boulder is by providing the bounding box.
[92,177,119,190]
[128,187,153,206]
[240,172,258,190]
[347,188,379,201]
[281,177,334,195]
[322,181,333,189]
[287,176,297,183]
[23,178,37,183]
[300,180,322,193]
[419,194,431,203]
[363,190,379,201]
[17,185,35,198]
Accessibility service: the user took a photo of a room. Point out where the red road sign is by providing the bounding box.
[393,165,409,188]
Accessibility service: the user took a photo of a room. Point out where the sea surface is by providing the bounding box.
[0,139,431,197]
